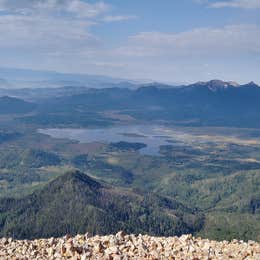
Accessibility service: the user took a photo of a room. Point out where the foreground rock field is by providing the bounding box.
[0,232,259,259]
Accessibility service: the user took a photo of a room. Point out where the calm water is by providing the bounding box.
[38,125,190,156]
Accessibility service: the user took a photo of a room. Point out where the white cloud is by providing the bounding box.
[117,25,260,58]
[91,61,127,68]
[0,0,137,54]
[0,14,99,53]
[0,0,139,77]
[208,0,260,9]
[0,0,109,17]
[0,1,259,83]
[103,15,137,22]
[0,0,109,51]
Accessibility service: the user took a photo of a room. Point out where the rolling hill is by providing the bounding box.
[0,170,203,240]
[0,96,36,114]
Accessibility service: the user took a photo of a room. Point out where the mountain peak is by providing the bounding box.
[245,81,259,88]
[53,170,102,189]
[0,169,202,239]
[197,80,239,90]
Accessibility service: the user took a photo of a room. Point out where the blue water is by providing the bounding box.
[38,124,186,156]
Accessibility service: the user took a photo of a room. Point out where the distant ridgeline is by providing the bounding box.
[0,96,35,114]
[1,80,260,128]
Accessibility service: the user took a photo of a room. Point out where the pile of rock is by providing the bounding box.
[0,232,259,259]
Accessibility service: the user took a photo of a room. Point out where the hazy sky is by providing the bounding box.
[0,0,260,84]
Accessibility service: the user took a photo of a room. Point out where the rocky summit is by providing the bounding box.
[0,232,259,260]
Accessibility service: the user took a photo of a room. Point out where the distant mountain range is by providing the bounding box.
[187,79,257,91]
[37,79,260,128]
[1,78,260,128]
[0,67,140,89]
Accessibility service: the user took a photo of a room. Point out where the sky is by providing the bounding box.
[0,0,260,84]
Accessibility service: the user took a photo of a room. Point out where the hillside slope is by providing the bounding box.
[0,96,36,114]
[0,171,203,239]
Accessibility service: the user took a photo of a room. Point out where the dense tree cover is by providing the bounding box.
[0,171,204,240]
[21,149,61,168]
[0,149,61,169]
[0,132,21,144]
[0,96,36,114]
[0,148,63,198]
[109,142,147,151]
[0,140,259,241]
[71,155,134,185]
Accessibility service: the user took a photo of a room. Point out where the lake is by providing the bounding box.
[38,124,194,156]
